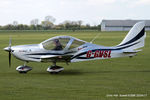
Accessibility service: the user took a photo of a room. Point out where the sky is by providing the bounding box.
[0,0,150,26]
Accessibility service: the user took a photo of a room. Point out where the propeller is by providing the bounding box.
[8,37,12,67]
[4,37,12,67]
[9,51,11,67]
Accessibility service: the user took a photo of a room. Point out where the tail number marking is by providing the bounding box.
[86,50,111,58]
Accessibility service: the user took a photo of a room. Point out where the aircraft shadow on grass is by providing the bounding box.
[27,69,150,76]
[26,69,83,75]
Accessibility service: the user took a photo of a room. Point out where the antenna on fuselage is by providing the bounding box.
[90,33,100,43]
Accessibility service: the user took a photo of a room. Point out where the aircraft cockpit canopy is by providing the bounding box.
[42,36,86,51]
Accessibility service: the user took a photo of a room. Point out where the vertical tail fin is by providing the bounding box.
[117,21,146,50]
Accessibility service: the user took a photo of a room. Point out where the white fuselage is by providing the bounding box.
[10,42,136,63]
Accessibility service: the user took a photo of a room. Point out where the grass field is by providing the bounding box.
[0,31,150,100]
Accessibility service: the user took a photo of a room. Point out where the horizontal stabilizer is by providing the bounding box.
[123,49,142,54]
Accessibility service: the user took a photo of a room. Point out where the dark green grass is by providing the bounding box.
[0,31,150,100]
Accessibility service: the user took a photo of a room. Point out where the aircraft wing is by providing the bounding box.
[40,55,72,62]
[41,55,60,59]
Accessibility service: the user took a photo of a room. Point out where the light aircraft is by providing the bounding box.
[4,21,146,74]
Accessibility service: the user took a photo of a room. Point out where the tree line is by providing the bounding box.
[0,16,101,31]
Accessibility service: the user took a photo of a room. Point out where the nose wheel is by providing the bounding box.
[16,65,32,73]
[16,62,32,73]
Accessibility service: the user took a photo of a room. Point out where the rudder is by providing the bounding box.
[117,21,146,50]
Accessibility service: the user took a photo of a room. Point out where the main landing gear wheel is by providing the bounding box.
[47,66,64,74]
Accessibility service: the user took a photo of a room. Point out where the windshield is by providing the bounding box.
[42,38,70,50]
[42,36,86,51]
